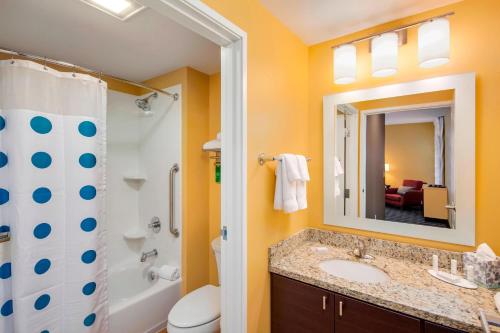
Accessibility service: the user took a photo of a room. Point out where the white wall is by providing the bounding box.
[137,85,182,269]
[106,86,181,269]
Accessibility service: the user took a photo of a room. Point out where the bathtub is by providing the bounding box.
[109,261,181,333]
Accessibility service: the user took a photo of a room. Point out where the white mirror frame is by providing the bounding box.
[323,73,475,246]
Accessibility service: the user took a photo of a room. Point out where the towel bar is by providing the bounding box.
[0,231,10,243]
[258,153,312,166]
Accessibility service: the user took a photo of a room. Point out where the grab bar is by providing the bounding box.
[169,163,180,238]
[0,231,10,243]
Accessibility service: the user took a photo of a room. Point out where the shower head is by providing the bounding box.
[135,92,158,113]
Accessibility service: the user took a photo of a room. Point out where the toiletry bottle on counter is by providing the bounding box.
[450,259,457,275]
[432,254,439,272]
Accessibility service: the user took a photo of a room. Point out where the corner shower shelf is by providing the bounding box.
[123,227,147,240]
[123,174,147,182]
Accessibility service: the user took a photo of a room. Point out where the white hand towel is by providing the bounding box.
[284,153,301,181]
[477,243,497,260]
[297,155,310,181]
[296,155,310,210]
[334,156,344,197]
[334,156,344,176]
[495,292,500,314]
[274,154,299,213]
[274,159,283,210]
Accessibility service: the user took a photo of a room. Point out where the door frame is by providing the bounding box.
[141,1,247,332]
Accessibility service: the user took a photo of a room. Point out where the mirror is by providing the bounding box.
[323,74,475,245]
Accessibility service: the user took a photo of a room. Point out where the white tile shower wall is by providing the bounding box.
[106,87,181,270]
[106,90,142,266]
[138,85,182,270]
[106,143,140,265]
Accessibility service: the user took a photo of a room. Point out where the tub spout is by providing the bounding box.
[140,249,158,262]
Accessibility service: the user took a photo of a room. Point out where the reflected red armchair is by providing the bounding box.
[385,179,424,209]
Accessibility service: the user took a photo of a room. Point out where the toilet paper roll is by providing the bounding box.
[153,265,180,281]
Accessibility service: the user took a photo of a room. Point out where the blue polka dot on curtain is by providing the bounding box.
[83,313,96,327]
[79,185,96,200]
[0,152,7,168]
[32,187,52,204]
[30,116,52,134]
[79,153,96,168]
[80,218,97,232]
[31,152,52,169]
[33,223,52,239]
[78,121,96,137]
[34,259,51,275]
[34,294,50,311]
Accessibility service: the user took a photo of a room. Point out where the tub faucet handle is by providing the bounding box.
[140,249,158,262]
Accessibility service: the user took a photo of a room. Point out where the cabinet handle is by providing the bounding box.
[322,296,327,310]
[339,301,343,317]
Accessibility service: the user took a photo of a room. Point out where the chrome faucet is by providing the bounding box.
[140,249,158,262]
[351,239,373,259]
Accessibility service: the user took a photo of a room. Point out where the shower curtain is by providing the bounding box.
[434,116,445,185]
[0,59,108,332]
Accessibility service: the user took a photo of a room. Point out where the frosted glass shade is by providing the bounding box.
[334,44,356,84]
[371,32,398,77]
[418,18,450,68]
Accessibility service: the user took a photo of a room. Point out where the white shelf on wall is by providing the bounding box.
[123,227,147,240]
[123,174,147,182]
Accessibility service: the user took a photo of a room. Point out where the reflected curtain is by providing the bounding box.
[434,116,445,185]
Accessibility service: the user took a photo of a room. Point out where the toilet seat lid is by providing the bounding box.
[168,285,220,328]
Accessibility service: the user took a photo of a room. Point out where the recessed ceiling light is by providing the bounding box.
[81,0,146,21]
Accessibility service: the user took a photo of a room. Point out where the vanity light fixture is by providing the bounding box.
[331,12,453,84]
[418,18,450,68]
[333,44,357,84]
[81,0,146,21]
[371,32,399,77]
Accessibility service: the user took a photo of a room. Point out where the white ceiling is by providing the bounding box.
[260,0,461,45]
[0,0,220,81]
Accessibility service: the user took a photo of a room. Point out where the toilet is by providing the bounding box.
[167,237,221,333]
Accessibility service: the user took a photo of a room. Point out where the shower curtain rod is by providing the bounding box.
[0,47,179,100]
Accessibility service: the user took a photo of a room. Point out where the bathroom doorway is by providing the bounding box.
[0,1,247,332]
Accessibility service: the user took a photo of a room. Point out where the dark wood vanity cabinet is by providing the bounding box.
[271,273,333,333]
[334,294,420,333]
[424,322,465,333]
[271,274,465,333]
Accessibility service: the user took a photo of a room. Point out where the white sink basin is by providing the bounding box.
[319,259,390,284]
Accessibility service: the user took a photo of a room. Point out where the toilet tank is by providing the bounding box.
[211,237,221,284]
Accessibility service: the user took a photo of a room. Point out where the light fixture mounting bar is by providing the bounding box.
[331,11,454,49]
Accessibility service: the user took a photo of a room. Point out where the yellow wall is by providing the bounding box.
[144,67,213,295]
[385,122,435,187]
[208,73,222,286]
[308,0,500,254]
[201,1,310,332]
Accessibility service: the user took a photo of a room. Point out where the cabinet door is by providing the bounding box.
[271,274,334,333]
[334,294,421,333]
[424,321,465,333]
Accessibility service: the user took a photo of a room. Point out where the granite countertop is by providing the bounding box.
[269,229,499,333]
